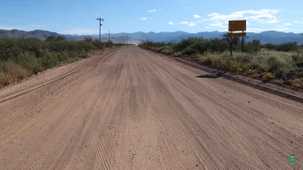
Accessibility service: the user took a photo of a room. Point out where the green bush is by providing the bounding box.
[263,42,299,52]
[244,40,261,53]
[207,39,229,52]
[159,46,174,55]
[0,37,104,88]
[11,52,41,73]
[174,38,209,55]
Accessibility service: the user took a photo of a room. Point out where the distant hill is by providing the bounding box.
[1,29,303,44]
[0,29,60,40]
[246,31,303,44]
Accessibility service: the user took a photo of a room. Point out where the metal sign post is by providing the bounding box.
[228,20,247,55]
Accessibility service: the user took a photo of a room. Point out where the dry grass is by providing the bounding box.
[0,62,31,87]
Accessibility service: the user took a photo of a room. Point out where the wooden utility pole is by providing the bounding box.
[96,17,104,42]
[108,30,111,42]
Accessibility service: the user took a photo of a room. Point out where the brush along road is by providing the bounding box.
[0,46,303,169]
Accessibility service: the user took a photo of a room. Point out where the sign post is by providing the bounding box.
[228,20,247,55]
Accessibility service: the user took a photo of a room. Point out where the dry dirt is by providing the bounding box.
[0,46,303,170]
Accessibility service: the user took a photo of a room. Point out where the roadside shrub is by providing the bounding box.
[159,46,174,55]
[262,72,275,81]
[0,37,104,88]
[263,42,299,52]
[12,52,42,73]
[180,46,198,56]
[1,62,30,81]
[264,53,295,78]
[46,36,66,42]
[207,39,229,52]
[173,38,197,52]
[286,78,303,88]
[175,38,209,55]
[292,52,303,66]
[244,40,261,53]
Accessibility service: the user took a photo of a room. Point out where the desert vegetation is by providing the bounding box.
[0,37,109,88]
[140,38,303,90]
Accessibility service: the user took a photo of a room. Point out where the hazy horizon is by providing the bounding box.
[1,28,303,36]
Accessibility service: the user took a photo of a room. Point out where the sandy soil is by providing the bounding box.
[0,46,303,170]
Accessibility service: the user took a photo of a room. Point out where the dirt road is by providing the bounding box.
[0,46,303,169]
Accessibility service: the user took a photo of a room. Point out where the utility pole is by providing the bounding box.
[96,17,104,42]
[108,29,111,42]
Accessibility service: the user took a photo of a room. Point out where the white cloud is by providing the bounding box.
[168,21,174,25]
[293,20,303,25]
[172,14,207,28]
[147,9,157,13]
[140,17,148,21]
[193,14,201,19]
[284,22,293,27]
[207,9,280,31]
[208,9,279,23]
[179,21,197,27]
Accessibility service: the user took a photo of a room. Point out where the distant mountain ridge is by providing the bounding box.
[107,31,303,44]
[0,29,60,40]
[1,29,303,44]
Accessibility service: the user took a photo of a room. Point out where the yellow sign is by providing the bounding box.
[228,20,247,55]
[229,20,246,32]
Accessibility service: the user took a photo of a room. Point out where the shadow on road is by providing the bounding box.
[196,73,221,79]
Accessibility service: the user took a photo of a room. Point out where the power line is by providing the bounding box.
[96,17,104,42]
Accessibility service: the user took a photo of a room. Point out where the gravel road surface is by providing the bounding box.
[0,46,303,169]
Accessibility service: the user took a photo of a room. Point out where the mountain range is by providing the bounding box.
[105,31,303,44]
[1,29,303,44]
[0,29,60,40]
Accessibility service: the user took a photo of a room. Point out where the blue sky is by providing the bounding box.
[0,0,303,34]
